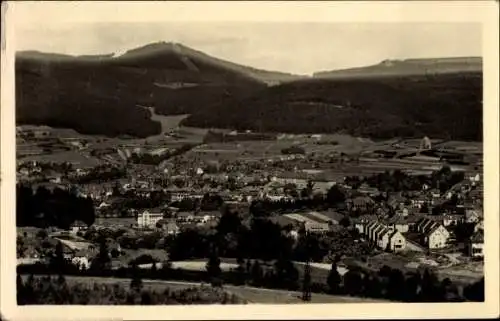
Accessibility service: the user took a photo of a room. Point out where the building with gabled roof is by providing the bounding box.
[358,219,407,252]
[416,217,450,249]
[468,229,484,258]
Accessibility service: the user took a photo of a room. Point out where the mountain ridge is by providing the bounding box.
[16,42,483,140]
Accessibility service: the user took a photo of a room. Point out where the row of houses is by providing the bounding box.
[357,221,407,252]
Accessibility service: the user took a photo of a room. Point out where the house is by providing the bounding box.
[303,221,330,234]
[176,211,196,223]
[359,220,406,252]
[71,250,92,270]
[465,208,481,223]
[417,217,450,249]
[427,189,442,204]
[442,214,465,227]
[468,229,484,258]
[387,230,407,252]
[383,215,410,233]
[474,219,484,233]
[347,196,375,212]
[353,215,378,234]
[137,209,164,229]
[157,219,180,235]
[69,220,88,234]
[307,211,345,225]
[410,194,429,209]
[357,183,380,197]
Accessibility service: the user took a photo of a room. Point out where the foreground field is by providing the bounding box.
[20,275,389,304]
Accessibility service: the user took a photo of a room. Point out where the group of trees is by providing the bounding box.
[167,210,367,263]
[330,265,468,302]
[17,274,244,305]
[248,185,347,217]
[17,184,95,229]
[347,166,465,194]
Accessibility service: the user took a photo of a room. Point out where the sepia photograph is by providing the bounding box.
[1,1,499,320]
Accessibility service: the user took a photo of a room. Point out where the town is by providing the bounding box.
[16,124,485,304]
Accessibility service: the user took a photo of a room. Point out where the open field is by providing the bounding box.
[94,217,137,228]
[20,150,102,168]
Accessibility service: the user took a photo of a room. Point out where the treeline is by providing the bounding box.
[17,260,484,303]
[347,166,465,194]
[17,275,244,305]
[17,184,95,229]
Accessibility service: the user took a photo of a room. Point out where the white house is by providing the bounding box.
[360,221,406,252]
[417,217,450,249]
[137,209,164,229]
[72,254,90,270]
[465,209,481,223]
[468,229,484,258]
[304,221,330,234]
[426,225,450,249]
[388,230,406,252]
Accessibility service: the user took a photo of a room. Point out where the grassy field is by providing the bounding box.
[19,275,389,304]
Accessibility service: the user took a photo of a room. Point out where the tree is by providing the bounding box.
[403,272,421,302]
[386,268,405,300]
[327,262,341,294]
[51,241,67,274]
[17,274,25,305]
[420,269,441,301]
[339,216,351,228]
[91,238,112,272]
[463,278,484,302]
[130,263,143,292]
[150,262,158,277]
[301,260,312,302]
[17,236,26,258]
[235,256,246,285]
[327,185,346,206]
[343,270,364,296]
[273,255,299,290]
[206,251,222,287]
[251,260,263,285]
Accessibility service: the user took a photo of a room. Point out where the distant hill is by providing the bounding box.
[182,70,483,141]
[16,42,303,137]
[313,57,482,79]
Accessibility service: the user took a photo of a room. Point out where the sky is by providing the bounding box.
[11,2,483,75]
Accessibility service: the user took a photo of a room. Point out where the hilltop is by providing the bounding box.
[16,42,302,137]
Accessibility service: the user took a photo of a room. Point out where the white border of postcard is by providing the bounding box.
[1,1,499,320]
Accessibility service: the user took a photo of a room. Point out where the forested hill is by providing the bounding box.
[182,71,483,141]
[16,42,303,137]
[16,45,482,141]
